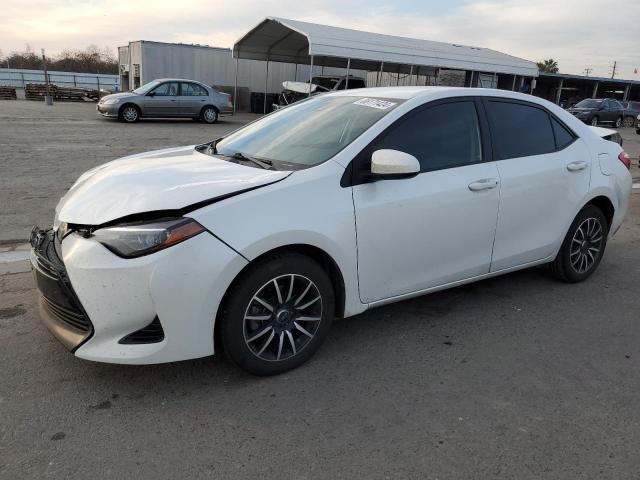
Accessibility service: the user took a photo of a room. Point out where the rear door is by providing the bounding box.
[352,98,501,303]
[143,81,179,116]
[178,82,209,116]
[484,98,592,271]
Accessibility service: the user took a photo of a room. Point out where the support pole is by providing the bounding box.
[435,68,440,86]
[396,65,400,86]
[492,72,497,89]
[41,49,53,105]
[345,58,351,89]
[592,81,599,98]
[263,60,269,114]
[233,57,238,114]
[511,75,516,91]
[377,62,384,87]
[294,63,298,81]
[623,84,630,101]
[308,55,314,97]
[408,65,414,86]
[555,79,564,105]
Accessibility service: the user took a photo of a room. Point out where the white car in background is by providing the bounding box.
[31,87,632,376]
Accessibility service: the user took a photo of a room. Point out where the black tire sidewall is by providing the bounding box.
[220,253,335,376]
[558,206,608,282]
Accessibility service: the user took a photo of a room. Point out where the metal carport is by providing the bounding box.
[232,17,539,112]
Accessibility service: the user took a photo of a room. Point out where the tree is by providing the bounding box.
[537,59,559,73]
[0,45,118,74]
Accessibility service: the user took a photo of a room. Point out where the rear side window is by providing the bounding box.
[551,117,575,150]
[372,101,482,171]
[485,101,556,160]
[181,82,207,96]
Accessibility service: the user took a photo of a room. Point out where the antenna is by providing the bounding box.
[583,67,592,77]
[610,61,617,79]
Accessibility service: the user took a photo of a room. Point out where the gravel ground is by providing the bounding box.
[1,100,640,479]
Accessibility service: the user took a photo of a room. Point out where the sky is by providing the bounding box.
[1,0,639,79]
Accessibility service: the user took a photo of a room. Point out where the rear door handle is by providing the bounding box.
[567,161,588,172]
[468,178,499,191]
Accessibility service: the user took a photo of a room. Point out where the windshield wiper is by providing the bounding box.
[228,151,273,170]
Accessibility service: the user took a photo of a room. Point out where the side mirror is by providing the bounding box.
[147,91,156,97]
[371,149,420,178]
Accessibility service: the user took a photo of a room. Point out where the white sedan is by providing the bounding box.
[31,87,633,375]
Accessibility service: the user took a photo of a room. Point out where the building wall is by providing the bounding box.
[119,41,366,94]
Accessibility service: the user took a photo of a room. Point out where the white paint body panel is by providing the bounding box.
[55,145,290,226]
[35,87,632,365]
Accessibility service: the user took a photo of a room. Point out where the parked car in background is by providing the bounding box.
[274,75,366,109]
[97,79,233,123]
[567,98,625,127]
[32,87,632,375]
[620,101,640,128]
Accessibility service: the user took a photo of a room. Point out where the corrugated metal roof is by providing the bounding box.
[234,17,538,77]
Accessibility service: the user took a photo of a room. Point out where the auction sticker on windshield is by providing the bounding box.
[353,98,397,110]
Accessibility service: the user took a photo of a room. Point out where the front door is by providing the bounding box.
[352,99,500,303]
[143,81,179,116]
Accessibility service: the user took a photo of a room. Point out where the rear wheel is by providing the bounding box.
[590,116,599,126]
[614,116,623,128]
[623,116,635,128]
[220,253,334,376]
[548,205,608,283]
[200,106,218,124]
[119,104,139,123]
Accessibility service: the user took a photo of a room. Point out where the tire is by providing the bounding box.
[119,104,140,123]
[548,205,608,283]
[220,253,335,376]
[200,106,218,124]
[590,116,599,127]
[623,116,635,128]
[614,116,623,128]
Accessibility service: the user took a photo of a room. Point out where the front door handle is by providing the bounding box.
[468,178,499,191]
[567,161,588,172]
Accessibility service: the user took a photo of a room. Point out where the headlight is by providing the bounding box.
[102,98,120,105]
[93,218,206,258]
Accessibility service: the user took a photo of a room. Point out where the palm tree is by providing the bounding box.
[537,59,559,73]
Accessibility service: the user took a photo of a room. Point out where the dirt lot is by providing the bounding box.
[1,101,640,479]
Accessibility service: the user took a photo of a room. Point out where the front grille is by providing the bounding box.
[119,317,165,344]
[42,296,91,333]
[31,227,94,349]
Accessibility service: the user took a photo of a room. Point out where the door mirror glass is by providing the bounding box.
[371,149,420,177]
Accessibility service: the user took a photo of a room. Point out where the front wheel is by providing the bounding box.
[614,116,623,128]
[623,116,635,128]
[220,253,335,376]
[548,205,608,283]
[119,104,139,123]
[590,116,599,126]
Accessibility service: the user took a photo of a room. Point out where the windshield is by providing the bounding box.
[132,80,162,95]
[574,99,602,109]
[215,95,403,168]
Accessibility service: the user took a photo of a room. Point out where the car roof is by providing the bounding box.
[327,86,543,102]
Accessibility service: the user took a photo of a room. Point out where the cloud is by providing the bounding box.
[0,0,638,79]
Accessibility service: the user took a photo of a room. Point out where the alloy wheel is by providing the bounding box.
[122,106,138,122]
[615,117,622,128]
[570,217,604,274]
[623,116,634,128]
[590,117,598,126]
[203,108,218,123]
[243,274,322,362]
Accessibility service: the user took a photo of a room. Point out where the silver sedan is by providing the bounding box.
[97,78,233,123]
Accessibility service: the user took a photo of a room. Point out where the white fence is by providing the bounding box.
[0,68,119,91]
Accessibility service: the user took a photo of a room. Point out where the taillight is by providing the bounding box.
[228,94,234,107]
[618,151,631,169]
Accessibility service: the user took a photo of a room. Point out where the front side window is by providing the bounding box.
[215,95,403,168]
[370,101,482,171]
[151,82,178,96]
[485,101,555,160]
[181,82,207,96]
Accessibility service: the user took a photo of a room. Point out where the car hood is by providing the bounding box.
[55,146,291,226]
[99,92,136,102]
